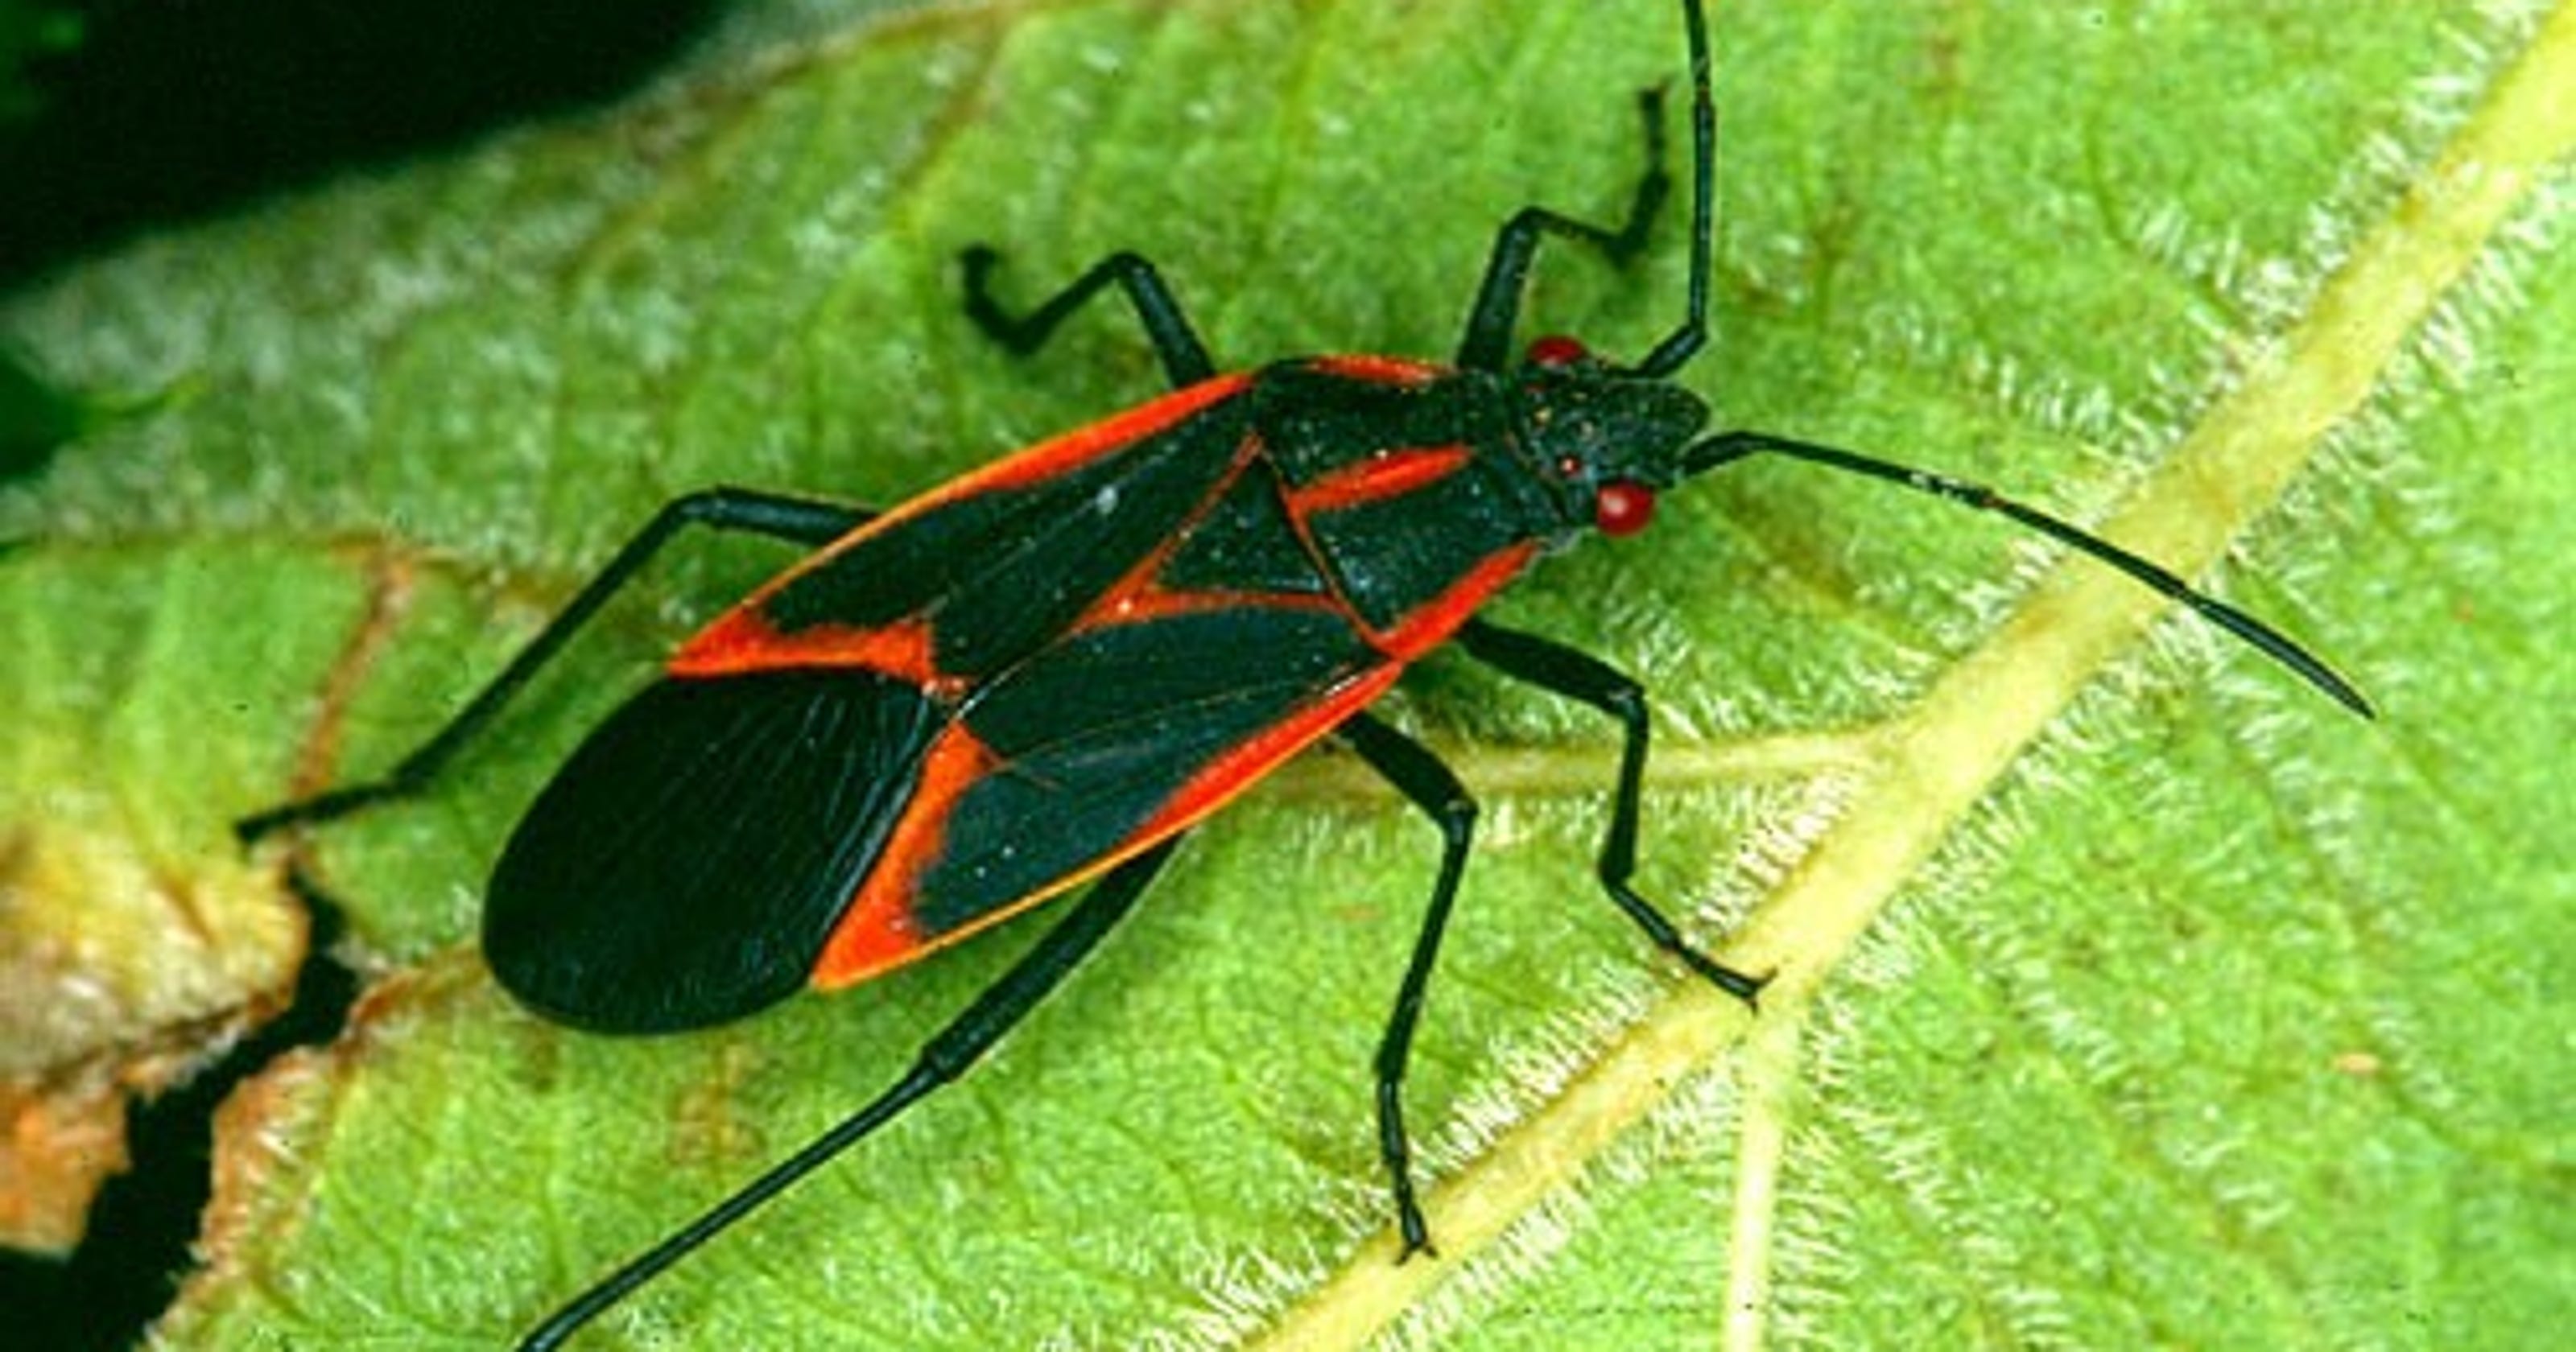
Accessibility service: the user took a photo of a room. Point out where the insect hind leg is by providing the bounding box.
[958,245,1216,388]
[514,838,1179,1351]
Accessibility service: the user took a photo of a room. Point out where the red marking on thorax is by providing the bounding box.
[1288,444,1474,516]
[1302,353,1449,387]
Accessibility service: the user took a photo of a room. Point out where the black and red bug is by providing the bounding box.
[236,0,2371,1345]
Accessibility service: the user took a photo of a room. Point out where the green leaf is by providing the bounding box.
[2,1,2567,1347]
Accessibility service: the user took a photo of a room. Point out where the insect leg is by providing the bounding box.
[514,837,1179,1352]
[234,488,873,843]
[1335,710,1479,1259]
[1452,89,1674,373]
[1453,619,1765,1004]
[959,245,1216,387]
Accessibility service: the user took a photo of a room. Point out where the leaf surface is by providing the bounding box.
[0,1,2566,1347]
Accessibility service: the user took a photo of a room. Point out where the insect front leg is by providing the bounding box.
[234,488,874,842]
[1453,620,1766,1004]
[958,245,1216,387]
[1335,710,1480,1259]
[1453,89,1675,373]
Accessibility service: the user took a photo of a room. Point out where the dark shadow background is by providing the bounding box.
[1,0,729,290]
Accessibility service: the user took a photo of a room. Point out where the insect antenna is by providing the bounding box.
[1688,430,2375,718]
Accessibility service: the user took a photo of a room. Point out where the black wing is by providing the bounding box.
[484,670,939,1033]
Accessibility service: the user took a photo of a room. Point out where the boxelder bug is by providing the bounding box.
[237,0,2372,1345]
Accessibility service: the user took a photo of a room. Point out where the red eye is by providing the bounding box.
[1594,480,1656,536]
[1526,335,1589,368]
